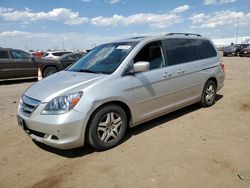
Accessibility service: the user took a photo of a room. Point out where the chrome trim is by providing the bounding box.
[20,95,41,116]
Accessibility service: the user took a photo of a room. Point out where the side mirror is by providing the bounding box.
[132,61,150,73]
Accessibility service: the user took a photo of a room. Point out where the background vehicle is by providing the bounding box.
[38,52,85,77]
[42,51,72,59]
[0,48,37,79]
[239,44,250,57]
[223,44,249,56]
[17,33,225,151]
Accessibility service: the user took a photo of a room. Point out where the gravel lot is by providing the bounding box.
[0,56,250,188]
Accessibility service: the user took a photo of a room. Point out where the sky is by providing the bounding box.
[0,0,250,50]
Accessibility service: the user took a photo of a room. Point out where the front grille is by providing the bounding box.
[20,95,41,116]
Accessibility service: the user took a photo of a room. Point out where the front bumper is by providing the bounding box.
[17,103,88,149]
[223,51,235,56]
[240,51,250,57]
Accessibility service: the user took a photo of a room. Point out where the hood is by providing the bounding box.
[224,46,235,51]
[242,48,250,51]
[25,71,107,102]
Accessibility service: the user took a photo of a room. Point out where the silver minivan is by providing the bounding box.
[17,33,225,150]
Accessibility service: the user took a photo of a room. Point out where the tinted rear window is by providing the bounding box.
[164,39,196,65]
[193,39,217,59]
[42,52,49,57]
[52,52,71,56]
[0,51,9,59]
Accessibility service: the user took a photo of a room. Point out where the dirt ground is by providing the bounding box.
[0,56,250,188]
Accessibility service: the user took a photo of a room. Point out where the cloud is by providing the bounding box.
[0,7,88,25]
[171,5,189,14]
[0,4,189,28]
[108,0,122,4]
[204,0,236,5]
[0,30,30,37]
[0,7,13,13]
[81,0,91,2]
[0,30,169,50]
[0,30,112,50]
[219,0,237,4]
[91,13,181,28]
[91,5,189,28]
[189,10,250,28]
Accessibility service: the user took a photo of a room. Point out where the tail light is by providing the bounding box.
[221,61,225,72]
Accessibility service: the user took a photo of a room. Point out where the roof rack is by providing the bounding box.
[126,36,147,40]
[166,33,202,37]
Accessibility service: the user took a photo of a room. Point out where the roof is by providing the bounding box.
[115,33,205,43]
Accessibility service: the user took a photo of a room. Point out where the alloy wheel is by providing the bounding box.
[205,84,215,103]
[97,112,122,143]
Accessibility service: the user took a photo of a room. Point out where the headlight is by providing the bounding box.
[41,91,83,115]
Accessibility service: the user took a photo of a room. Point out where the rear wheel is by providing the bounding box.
[201,80,217,107]
[87,105,128,151]
[43,66,58,78]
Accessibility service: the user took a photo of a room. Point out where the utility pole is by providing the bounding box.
[61,38,65,50]
[235,17,239,44]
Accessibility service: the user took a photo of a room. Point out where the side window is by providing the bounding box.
[11,50,31,59]
[42,52,49,57]
[66,54,81,61]
[62,54,77,61]
[55,52,70,56]
[134,41,165,70]
[52,52,60,56]
[193,39,217,59]
[164,39,196,66]
[0,51,10,59]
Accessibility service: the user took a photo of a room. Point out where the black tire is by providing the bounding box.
[87,104,128,151]
[236,50,240,56]
[223,53,227,57]
[201,80,217,107]
[43,66,58,78]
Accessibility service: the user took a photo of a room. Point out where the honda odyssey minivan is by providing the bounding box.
[17,33,225,150]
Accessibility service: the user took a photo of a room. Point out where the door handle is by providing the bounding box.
[163,72,172,78]
[177,69,185,74]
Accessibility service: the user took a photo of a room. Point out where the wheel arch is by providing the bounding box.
[87,100,132,127]
[206,77,218,89]
[84,100,133,146]
[201,76,218,100]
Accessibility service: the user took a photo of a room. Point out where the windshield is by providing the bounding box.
[67,42,138,74]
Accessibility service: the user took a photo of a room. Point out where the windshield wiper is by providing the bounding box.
[79,69,101,74]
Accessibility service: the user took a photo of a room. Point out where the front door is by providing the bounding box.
[9,49,37,78]
[131,41,176,123]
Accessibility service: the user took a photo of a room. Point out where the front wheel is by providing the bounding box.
[87,105,128,151]
[201,80,217,107]
[236,51,240,56]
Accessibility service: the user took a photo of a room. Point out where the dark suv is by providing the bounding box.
[0,48,37,79]
[38,52,84,78]
[239,44,250,57]
[223,44,249,56]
